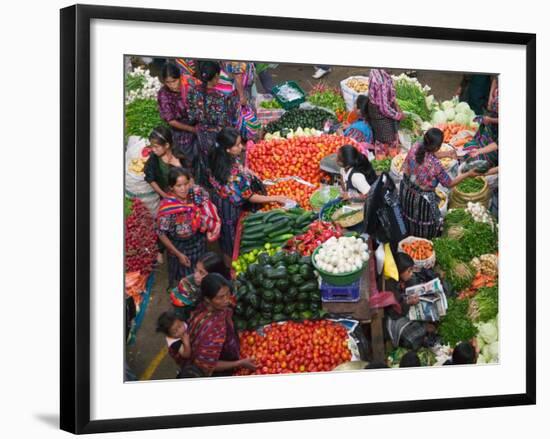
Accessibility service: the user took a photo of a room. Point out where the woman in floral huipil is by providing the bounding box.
[186,61,239,186]
[400,128,480,239]
[208,127,294,266]
[157,62,198,165]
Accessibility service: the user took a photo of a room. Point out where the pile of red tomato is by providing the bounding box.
[247,134,355,184]
[262,180,318,211]
[234,320,352,376]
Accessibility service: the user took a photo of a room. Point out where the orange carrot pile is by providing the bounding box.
[457,271,497,300]
[402,240,433,261]
[440,123,471,143]
[450,133,474,148]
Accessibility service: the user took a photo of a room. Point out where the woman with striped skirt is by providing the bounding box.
[400,128,480,239]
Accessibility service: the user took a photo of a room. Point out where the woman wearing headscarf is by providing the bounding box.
[367,69,404,158]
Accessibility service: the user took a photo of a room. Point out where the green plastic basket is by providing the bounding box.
[311,246,368,286]
[272,81,306,110]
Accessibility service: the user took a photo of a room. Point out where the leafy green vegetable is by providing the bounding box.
[124,197,134,218]
[125,98,167,139]
[436,220,497,265]
[444,209,475,229]
[307,91,346,113]
[399,114,420,132]
[417,347,437,366]
[433,237,470,266]
[395,79,431,121]
[447,261,475,292]
[386,347,408,368]
[473,285,498,322]
[460,221,498,260]
[457,177,485,194]
[310,186,341,210]
[322,201,345,222]
[372,158,392,173]
[260,99,283,109]
[439,297,478,346]
[125,73,146,93]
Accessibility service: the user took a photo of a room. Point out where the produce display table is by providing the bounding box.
[321,261,373,322]
[321,239,386,363]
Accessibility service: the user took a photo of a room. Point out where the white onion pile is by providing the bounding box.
[314,236,369,274]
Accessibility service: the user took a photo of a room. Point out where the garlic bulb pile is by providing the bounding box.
[466,202,494,227]
[314,236,369,274]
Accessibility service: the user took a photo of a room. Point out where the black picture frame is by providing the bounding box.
[60,4,536,434]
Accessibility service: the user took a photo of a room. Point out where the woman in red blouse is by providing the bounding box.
[400,128,479,238]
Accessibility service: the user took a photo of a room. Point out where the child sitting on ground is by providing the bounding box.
[382,252,442,350]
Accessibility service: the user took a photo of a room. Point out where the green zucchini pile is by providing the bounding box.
[233,251,322,331]
[240,208,317,254]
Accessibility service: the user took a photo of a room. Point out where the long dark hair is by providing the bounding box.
[338,145,377,185]
[198,60,221,84]
[199,252,230,280]
[149,125,173,146]
[160,62,181,82]
[416,128,444,164]
[200,273,232,301]
[208,127,240,184]
[395,252,415,274]
[167,167,193,188]
[452,341,476,365]
[197,61,221,120]
[356,95,370,122]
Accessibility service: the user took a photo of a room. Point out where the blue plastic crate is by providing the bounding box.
[321,278,361,303]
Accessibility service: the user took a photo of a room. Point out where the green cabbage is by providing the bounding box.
[441,100,455,111]
[473,285,498,322]
[455,101,471,114]
[454,112,471,126]
[445,108,456,121]
[486,342,499,362]
[477,320,498,344]
[432,110,447,125]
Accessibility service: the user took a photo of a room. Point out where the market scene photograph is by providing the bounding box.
[124,57,499,381]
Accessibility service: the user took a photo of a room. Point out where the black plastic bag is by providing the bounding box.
[363,172,408,243]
